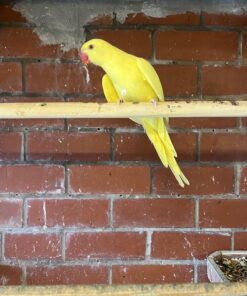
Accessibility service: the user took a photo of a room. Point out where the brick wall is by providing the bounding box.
[0,2,247,285]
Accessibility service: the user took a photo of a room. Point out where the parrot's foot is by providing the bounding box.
[118,98,124,104]
[151,99,157,108]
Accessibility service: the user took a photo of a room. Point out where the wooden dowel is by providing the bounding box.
[0,101,246,119]
[0,283,247,296]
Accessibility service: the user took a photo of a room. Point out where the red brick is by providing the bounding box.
[153,166,234,195]
[112,265,193,284]
[202,66,247,95]
[154,65,197,97]
[197,265,209,283]
[0,199,22,227]
[0,3,26,22]
[4,233,61,260]
[93,30,151,58]
[203,13,247,27]
[27,200,44,227]
[0,63,22,92]
[199,199,247,228]
[0,118,64,129]
[0,97,64,129]
[0,265,22,285]
[27,265,108,285]
[234,232,247,250]
[201,133,247,161]
[156,31,238,61]
[68,118,136,129]
[26,63,103,94]
[115,132,196,162]
[125,12,200,25]
[114,133,159,162]
[66,232,146,260]
[69,165,150,194]
[151,232,231,260]
[0,28,77,59]
[170,117,237,129]
[113,198,194,227]
[0,165,64,193]
[240,167,247,194]
[0,132,22,161]
[27,199,109,228]
[27,131,110,161]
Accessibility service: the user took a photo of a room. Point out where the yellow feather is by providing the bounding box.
[81,39,189,187]
[142,119,168,168]
[136,58,164,101]
[102,74,119,103]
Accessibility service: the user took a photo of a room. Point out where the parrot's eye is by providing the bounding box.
[89,44,94,50]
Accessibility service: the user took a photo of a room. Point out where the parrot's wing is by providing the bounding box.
[102,74,141,125]
[102,74,119,103]
[137,58,164,101]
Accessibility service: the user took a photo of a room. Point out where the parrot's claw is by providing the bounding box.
[118,98,124,104]
[151,99,157,108]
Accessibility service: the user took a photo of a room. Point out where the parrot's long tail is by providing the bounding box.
[142,118,189,187]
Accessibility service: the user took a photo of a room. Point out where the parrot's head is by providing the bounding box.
[79,39,112,67]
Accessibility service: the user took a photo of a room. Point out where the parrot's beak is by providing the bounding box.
[79,51,90,65]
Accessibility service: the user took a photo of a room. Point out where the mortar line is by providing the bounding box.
[109,197,113,229]
[0,227,238,233]
[150,166,154,194]
[1,90,247,100]
[64,164,69,194]
[22,264,27,285]
[145,230,152,259]
[193,262,198,283]
[0,125,245,133]
[237,117,242,129]
[196,131,201,162]
[112,11,117,27]
[61,229,66,261]
[3,56,247,67]
[0,192,245,200]
[87,23,243,32]
[197,62,202,99]
[0,257,203,266]
[231,231,235,250]
[21,131,26,162]
[110,128,115,161]
[234,164,241,197]
[108,265,112,285]
[238,30,243,61]
[0,159,240,166]
[194,198,199,229]
[22,197,27,228]
[199,9,204,26]
[64,95,69,132]
[150,28,156,63]
[1,231,5,260]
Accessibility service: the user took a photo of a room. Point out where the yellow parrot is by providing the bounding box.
[79,39,189,187]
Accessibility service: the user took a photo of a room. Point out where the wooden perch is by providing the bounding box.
[0,100,246,119]
[0,283,247,296]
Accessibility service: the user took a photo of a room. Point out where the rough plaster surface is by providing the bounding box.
[14,0,247,51]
